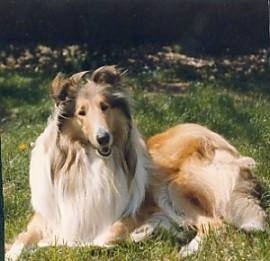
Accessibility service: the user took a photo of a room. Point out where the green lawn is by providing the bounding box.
[1,52,270,260]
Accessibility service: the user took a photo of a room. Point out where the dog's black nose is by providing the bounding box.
[96,130,110,146]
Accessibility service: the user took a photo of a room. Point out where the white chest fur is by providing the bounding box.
[29,126,130,245]
[55,151,129,243]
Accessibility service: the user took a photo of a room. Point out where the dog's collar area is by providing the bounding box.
[96,146,112,158]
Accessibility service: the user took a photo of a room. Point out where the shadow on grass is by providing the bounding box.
[209,71,270,98]
[21,227,183,261]
[0,71,53,120]
[0,71,51,103]
[211,96,261,143]
[135,85,265,146]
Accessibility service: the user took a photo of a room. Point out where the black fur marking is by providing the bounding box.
[106,91,131,119]
[57,98,76,130]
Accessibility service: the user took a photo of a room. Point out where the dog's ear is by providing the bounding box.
[50,73,76,105]
[70,71,91,85]
[91,65,123,85]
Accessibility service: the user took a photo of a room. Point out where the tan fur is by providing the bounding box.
[13,213,43,247]
[147,123,266,255]
[104,194,159,244]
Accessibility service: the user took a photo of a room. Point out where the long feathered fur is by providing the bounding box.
[145,123,266,256]
[6,66,150,260]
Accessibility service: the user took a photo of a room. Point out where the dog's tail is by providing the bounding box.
[226,170,266,231]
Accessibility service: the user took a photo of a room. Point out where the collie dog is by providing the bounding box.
[145,123,266,256]
[6,66,152,260]
[6,67,267,259]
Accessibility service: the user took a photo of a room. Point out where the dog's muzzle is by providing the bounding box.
[96,129,112,157]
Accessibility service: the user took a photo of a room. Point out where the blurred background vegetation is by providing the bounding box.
[0,0,267,55]
[0,0,269,132]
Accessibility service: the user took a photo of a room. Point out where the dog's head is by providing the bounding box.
[51,66,132,158]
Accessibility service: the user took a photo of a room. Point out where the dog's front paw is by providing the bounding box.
[92,238,115,248]
[131,223,155,242]
[5,242,24,261]
[240,220,265,232]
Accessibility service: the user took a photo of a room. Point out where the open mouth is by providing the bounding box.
[96,146,112,157]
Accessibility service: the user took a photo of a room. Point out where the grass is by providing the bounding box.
[1,61,270,260]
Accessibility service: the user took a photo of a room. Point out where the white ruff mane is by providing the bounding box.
[29,117,148,246]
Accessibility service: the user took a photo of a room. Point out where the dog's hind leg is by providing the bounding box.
[5,213,44,261]
[179,234,202,257]
[165,178,223,257]
[179,217,223,257]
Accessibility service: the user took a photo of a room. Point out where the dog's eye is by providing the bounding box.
[78,109,86,116]
[100,102,109,112]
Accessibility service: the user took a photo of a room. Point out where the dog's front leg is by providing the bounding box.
[5,212,44,261]
[98,216,138,246]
